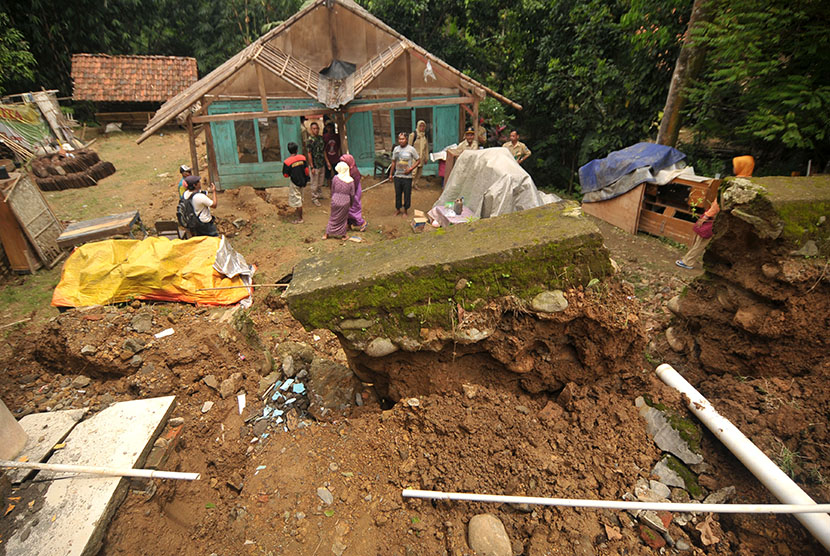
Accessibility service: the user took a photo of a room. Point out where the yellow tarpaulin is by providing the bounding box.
[52,236,251,307]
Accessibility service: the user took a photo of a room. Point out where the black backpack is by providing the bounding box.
[176,194,200,229]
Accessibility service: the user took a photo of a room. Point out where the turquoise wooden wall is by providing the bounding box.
[209,97,459,189]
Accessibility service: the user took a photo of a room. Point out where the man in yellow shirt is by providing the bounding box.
[503,130,531,165]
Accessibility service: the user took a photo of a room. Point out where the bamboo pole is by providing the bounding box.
[0,460,200,481]
[196,283,289,292]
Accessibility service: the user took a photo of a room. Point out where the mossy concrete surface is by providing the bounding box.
[286,203,612,351]
[724,176,830,254]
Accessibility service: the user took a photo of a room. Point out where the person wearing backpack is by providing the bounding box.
[282,142,309,224]
[179,175,218,237]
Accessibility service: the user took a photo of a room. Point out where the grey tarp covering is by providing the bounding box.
[214,235,256,307]
[431,148,560,219]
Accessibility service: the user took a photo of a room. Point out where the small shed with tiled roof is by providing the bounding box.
[72,54,198,128]
[136,0,520,189]
[72,54,198,103]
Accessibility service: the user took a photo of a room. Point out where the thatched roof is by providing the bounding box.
[137,0,519,143]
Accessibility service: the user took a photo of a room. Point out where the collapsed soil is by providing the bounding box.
[0,131,828,555]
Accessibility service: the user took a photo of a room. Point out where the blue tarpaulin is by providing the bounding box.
[578,142,686,194]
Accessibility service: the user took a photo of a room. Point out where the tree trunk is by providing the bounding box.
[656,0,712,147]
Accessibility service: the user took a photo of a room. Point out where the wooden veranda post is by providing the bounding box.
[405,50,412,102]
[335,112,348,154]
[186,112,198,175]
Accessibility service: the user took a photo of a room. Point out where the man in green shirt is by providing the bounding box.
[306,122,326,206]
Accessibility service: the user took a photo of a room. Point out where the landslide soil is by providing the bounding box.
[0,131,827,555]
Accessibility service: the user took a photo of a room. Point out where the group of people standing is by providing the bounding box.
[281,120,366,239]
[176,119,533,239]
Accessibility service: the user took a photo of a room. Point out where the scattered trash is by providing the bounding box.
[238,352,246,361]
[312,334,321,342]
[237,393,246,415]
[53,443,66,450]
[201,401,214,413]
[255,465,266,475]
[280,378,294,391]
[154,328,174,339]
[5,504,15,516]
[205,502,216,509]
[347,236,363,243]
[292,383,306,395]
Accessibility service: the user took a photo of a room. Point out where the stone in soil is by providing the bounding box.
[467,513,512,556]
[530,290,568,313]
[317,487,334,505]
[308,357,360,413]
[203,375,219,390]
[282,355,296,378]
[653,456,686,488]
[636,397,703,465]
[71,375,91,388]
[81,345,97,356]
[131,312,154,334]
[220,373,243,399]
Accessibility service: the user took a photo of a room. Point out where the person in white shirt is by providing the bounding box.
[182,175,219,237]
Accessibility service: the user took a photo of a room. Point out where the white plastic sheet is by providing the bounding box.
[430,148,560,221]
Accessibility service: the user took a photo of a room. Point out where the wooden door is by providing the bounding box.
[346,111,375,174]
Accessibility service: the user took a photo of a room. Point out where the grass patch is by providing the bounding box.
[0,266,62,323]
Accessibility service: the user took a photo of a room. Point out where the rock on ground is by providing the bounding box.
[467,513,512,556]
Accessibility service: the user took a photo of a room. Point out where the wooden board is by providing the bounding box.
[581,183,645,235]
[638,208,696,245]
[56,211,143,249]
[2,172,64,268]
[0,176,40,272]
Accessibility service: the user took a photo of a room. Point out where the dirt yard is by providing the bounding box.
[0,130,827,556]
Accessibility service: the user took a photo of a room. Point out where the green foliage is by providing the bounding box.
[685,0,830,164]
[0,11,36,94]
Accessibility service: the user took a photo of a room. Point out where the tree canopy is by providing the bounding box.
[3,0,827,186]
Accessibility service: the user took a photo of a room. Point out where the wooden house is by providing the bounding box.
[136,0,520,189]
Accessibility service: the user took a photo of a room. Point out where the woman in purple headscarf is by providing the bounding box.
[323,161,356,239]
[341,154,367,232]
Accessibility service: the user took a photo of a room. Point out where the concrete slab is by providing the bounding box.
[5,396,175,556]
[8,408,86,484]
[287,202,612,352]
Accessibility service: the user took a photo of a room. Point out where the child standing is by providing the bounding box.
[282,142,309,223]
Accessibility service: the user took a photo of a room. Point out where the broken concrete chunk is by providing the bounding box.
[653,456,686,489]
[703,486,735,505]
[636,397,703,465]
[530,290,568,313]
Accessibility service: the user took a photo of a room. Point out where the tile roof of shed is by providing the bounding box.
[71,54,198,102]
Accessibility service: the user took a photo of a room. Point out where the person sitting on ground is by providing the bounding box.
[282,142,309,224]
[503,130,531,165]
[389,132,420,217]
[182,175,219,237]
[676,198,719,270]
[177,164,192,198]
[341,154,367,232]
[324,161,356,240]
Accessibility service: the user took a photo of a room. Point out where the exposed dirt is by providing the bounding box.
[0,131,828,555]
[347,282,646,401]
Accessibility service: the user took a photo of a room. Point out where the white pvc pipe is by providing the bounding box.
[656,363,830,552]
[402,489,830,514]
[0,460,200,481]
